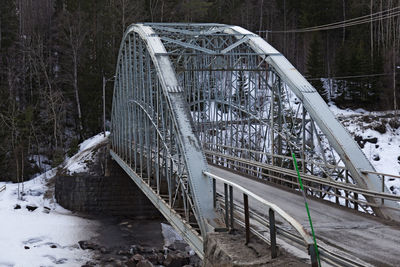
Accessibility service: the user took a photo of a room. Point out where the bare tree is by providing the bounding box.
[59,9,87,134]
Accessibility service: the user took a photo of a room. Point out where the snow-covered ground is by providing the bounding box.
[0,133,109,267]
[328,103,400,194]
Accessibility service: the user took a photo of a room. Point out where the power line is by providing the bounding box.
[307,73,392,81]
[259,6,400,33]
[289,6,400,32]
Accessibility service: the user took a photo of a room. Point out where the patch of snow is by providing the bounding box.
[79,132,109,152]
[161,223,183,247]
[329,105,400,195]
[0,133,110,266]
[63,132,109,175]
[0,170,98,266]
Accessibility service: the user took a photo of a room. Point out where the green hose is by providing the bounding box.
[292,153,321,267]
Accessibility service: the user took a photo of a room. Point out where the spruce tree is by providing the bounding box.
[306,34,327,101]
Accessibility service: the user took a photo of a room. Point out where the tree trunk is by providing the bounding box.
[73,53,83,134]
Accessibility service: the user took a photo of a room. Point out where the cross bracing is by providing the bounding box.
[110,23,400,255]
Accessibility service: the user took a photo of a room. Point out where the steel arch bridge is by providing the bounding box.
[110,23,400,256]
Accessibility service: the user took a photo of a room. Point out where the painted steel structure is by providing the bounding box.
[110,23,400,253]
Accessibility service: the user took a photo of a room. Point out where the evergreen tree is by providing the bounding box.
[333,45,349,107]
[306,34,327,101]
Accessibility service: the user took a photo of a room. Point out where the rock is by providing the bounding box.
[163,253,189,267]
[100,247,109,254]
[82,261,96,267]
[354,135,365,148]
[121,256,129,261]
[117,249,131,256]
[26,205,38,212]
[55,258,68,264]
[364,137,378,144]
[373,154,380,161]
[140,246,154,254]
[130,245,139,254]
[136,260,154,267]
[24,246,30,249]
[362,116,372,123]
[78,240,98,250]
[125,259,137,267]
[373,123,386,134]
[50,244,57,248]
[43,206,51,214]
[14,204,21,209]
[167,241,187,251]
[132,254,144,262]
[114,260,123,266]
[147,252,162,264]
[157,253,165,264]
[389,119,400,129]
[130,245,144,254]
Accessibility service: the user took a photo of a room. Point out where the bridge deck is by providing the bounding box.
[210,166,400,266]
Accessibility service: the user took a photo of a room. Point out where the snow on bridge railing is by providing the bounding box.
[203,171,319,266]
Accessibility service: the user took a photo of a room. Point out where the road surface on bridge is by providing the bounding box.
[210,165,400,267]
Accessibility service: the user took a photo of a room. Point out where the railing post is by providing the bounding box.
[213,178,216,209]
[345,170,349,207]
[354,192,358,211]
[229,185,234,232]
[224,183,229,228]
[335,188,339,205]
[382,175,385,205]
[269,208,277,259]
[243,193,250,245]
[309,245,318,267]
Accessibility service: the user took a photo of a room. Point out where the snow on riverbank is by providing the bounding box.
[328,103,400,194]
[0,133,109,267]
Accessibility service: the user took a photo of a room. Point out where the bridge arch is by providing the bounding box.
[111,23,399,252]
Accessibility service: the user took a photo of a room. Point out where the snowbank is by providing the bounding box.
[0,132,109,266]
[63,132,109,175]
[329,105,400,195]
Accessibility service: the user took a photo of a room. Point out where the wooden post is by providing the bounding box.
[269,208,277,259]
[243,193,250,245]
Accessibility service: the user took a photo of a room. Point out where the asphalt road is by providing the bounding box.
[210,165,400,267]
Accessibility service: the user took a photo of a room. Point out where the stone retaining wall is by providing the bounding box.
[55,161,161,219]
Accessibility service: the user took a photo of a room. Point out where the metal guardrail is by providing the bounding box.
[360,169,400,205]
[204,171,370,267]
[204,150,400,213]
[218,196,366,267]
[203,142,348,171]
[203,171,319,266]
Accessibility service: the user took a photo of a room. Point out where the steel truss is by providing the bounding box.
[111,23,400,252]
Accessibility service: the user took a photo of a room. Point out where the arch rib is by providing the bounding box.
[223,25,400,221]
[112,23,217,245]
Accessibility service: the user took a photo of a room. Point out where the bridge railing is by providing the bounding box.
[203,171,319,266]
[360,169,400,205]
[203,144,400,215]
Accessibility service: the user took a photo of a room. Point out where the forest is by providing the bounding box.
[0,0,399,182]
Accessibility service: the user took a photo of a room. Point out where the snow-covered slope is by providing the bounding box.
[0,133,108,267]
[329,103,400,195]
